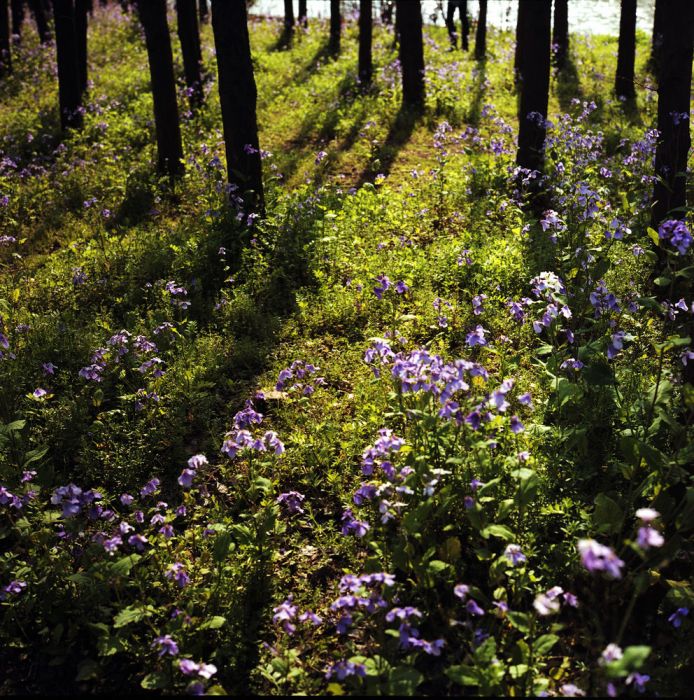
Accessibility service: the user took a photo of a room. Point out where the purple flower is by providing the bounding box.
[272,597,297,635]
[510,415,525,434]
[277,491,305,515]
[658,219,692,255]
[577,539,624,579]
[466,325,488,347]
[636,526,664,550]
[668,607,689,628]
[32,388,48,399]
[179,659,217,679]
[177,469,196,489]
[153,634,179,657]
[42,362,57,375]
[626,672,650,693]
[166,562,190,588]
[504,544,526,566]
[466,599,485,616]
[325,660,367,681]
[127,534,148,552]
[1,580,27,599]
[341,509,370,537]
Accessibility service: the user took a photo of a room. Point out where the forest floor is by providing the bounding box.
[1,6,692,697]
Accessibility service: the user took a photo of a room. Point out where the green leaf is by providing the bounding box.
[446,664,481,687]
[592,493,624,535]
[646,227,660,246]
[141,672,169,690]
[386,666,423,694]
[481,524,516,541]
[534,634,559,656]
[109,554,141,577]
[113,605,153,628]
[507,611,531,633]
[200,616,226,630]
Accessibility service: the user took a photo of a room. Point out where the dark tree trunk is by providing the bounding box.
[445,1,469,51]
[210,0,264,212]
[615,0,636,98]
[461,0,469,51]
[53,0,83,129]
[649,0,665,74]
[652,0,693,228]
[28,0,49,43]
[75,0,88,95]
[136,0,184,177]
[176,0,203,110]
[329,0,340,54]
[0,0,11,75]
[283,0,293,36]
[198,0,207,23]
[516,0,551,173]
[396,0,424,108]
[474,0,486,60]
[298,0,306,27]
[10,0,22,42]
[553,0,568,69]
[358,0,372,86]
[514,0,526,84]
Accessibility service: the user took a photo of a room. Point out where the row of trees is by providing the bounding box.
[0,0,691,231]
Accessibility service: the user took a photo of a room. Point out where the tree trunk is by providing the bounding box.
[298,0,306,27]
[0,0,11,76]
[136,0,184,177]
[649,0,665,74]
[358,0,371,86]
[283,0,293,36]
[10,0,22,42]
[652,0,693,228]
[553,0,568,69]
[176,0,203,110]
[516,0,551,173]
[474,0,486,60]
[198,0,207,24]
[75,0,89,95]
[396,0,424,108]
[28,0,49,43]
[329,0,340,54]
[460,0,469,51]
[210,0,264,212]
[53,0,83,129]
[514,0,526,84]
[615,0,636,98]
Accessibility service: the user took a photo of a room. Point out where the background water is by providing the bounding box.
[249,0,657,37]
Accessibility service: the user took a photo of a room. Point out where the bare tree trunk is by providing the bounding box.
[329,0,340,54]
[358,0,372,86]
[176,0,203,110]
[28,0,50,43]
[615,0,636,98]
[516,0,551,173]
[210,0,264,212]
[283,0,293,37]
[553,0,568,69]
[298,0,306,27]
[198,0,207,24]
[10,0,22,43]
[514,0,526,84]
[53,0,83,129]
[649,0,664,73]
[474,0,486,60]
[75,0,89,95]
[136,0,184,177]
[396,0,424,108]
[0,0,11,75]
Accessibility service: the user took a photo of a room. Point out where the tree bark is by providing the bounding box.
[615,0,636,98]
[358,0,372,86]
[651,0,693,228]
[514,0,526,84]
[329,0,340,54]
[553,0,568,70]
[53,0,83,129]
[283,0,293,36]
[649,0,665,74]
[474,0,486,60]
[136,0,184,177]
[516,0,551,173]
[75,0,89,95]
[28,0,49,43]
[396,0,424,108]
[198,0,207,24]
[176,0,203,110]
[210,0,264,212]
[0,0,11,75]
[10,0,22,42]
[461,0,469,51]
[298,0,306,27]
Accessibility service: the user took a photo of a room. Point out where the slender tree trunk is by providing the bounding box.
[0,0,11,75]
[176,0,203,110]
[198,0,207,23]
[516,0,551,173]
[10,0,22,42]
[649,0,664,74]
[28,0,49,43]
[553,0,568,69]
[514,0,527,84]
[136,0,184,177]
[210,0,264,212]
[298,0,306,27]
[358,0,372,86]
[329,0,340,54]
[652,0,693,228]
[75,0,89,95]
[474,0,486,60]
[53,0,83,129]
[283,0,293,37]
[396,0,424,108]
[445,1,457,49]
[460,0,469,51]
[615,0,636,98]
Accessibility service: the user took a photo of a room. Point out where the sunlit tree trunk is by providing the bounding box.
[136,0,184,177]
[553,0,568,69]
[396,0,424,108]
[210,0,264,212]
[176,0,203,110]
[358,0,372,86]
[516,0,551,173]
[615,0,636,98]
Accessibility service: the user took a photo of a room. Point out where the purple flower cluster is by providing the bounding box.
[658,219,692,255]
[275,360,325,395]
[577,539,624,579]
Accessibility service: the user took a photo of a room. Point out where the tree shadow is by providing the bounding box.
[618,95,642,126]
[555,54,584,114]
[466,60,488,126]
[355,105,419,187]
